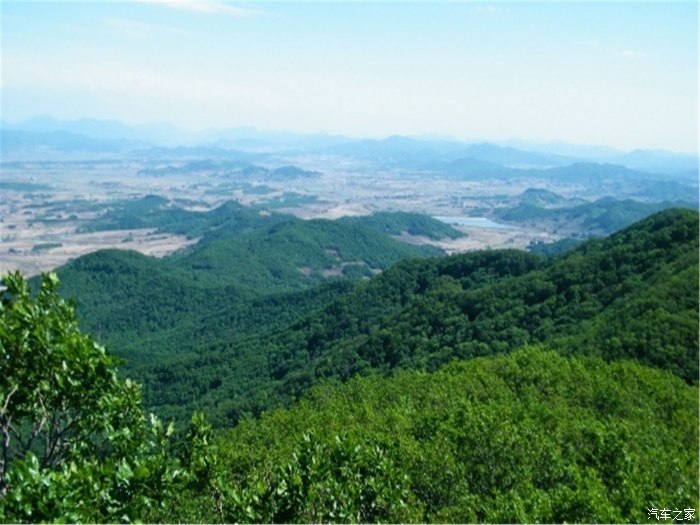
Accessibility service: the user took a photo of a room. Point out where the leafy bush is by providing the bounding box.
[0,272,209,522]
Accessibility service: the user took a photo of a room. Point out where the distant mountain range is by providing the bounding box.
[504,138,699,174]
[2,116,697,175]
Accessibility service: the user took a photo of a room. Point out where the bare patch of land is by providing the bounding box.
[393,224,555,254]
[0,224,197,277]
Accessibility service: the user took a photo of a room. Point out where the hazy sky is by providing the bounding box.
[1,1,697,152]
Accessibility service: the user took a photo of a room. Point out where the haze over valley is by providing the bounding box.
[2,116,697,277]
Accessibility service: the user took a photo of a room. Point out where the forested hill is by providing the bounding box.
[73,196,462,293]
[188,349,697,523]
[4,209,698,523]
[301,207,697,380]
[337,211,464,240]
[76,207,698,427]
[49,207,467,394]
[494,195,697,235]
[77,196,464,243]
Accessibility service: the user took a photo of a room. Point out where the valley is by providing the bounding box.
[2,135,696,277]
[2,2,698,522]
[0,156,549,277]
[1,122,698,524]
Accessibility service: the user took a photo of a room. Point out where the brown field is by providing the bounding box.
[1,222,197,277]
[0,157,568,278]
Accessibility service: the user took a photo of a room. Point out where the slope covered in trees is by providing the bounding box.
[494,196,697,235]
[338,211,464,240]
[4,277,697,523]
[77,196,462,243]
[167,349,699,523]
[55,211,444,356]
[3,209,698,523]
[66,208,698,426]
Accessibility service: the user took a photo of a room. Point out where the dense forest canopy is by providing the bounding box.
[2,208,698,523]
[49,208,699,426]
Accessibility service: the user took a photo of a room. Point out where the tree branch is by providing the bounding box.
[0,385,18,417]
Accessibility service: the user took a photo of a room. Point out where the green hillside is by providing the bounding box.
[262,208,698,384]
[77,197,461,245]
[98,208,699,426]
[167,349,698,523]
[518,187,582,207]
[494,196,697,235]
[4,209,698,524]
[78,197,291,238]
[528,237,582,256]
[56,208,443,374]
[174,217,441,289]
[338,211,464,240]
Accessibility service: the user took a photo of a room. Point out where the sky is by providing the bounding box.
[1,1,697,153]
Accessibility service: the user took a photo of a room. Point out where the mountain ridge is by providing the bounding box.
[4,115,696,174]
[50,207,698,426]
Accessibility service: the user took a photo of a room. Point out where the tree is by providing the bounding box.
[0,272,182,522]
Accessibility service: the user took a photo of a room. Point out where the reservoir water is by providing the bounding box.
[434,216,512,229]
